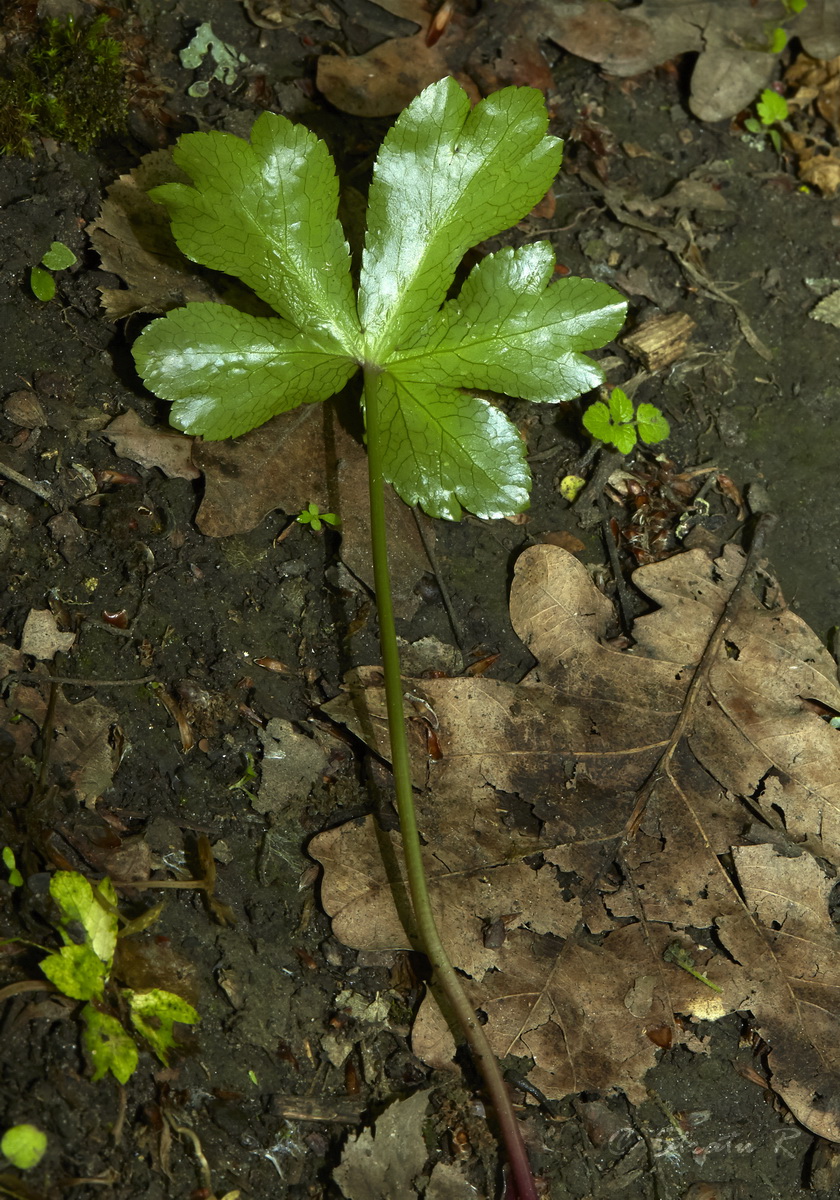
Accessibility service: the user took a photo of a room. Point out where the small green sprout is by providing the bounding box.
[763,0,807,54]
[296,503,340,533]
[36,871,198,1083]
[745,88,789,155]
[30,241,77,301]
[1,1124,47,1170]
[766,26,788,53]
[229,750,259,803]
[2,846,23,887]
[582,386,670,454]
[663,940,722,993]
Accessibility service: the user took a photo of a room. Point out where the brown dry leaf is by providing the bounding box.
[6,673,120,807]
[317,31,450,118]
[194,403,433,616]
[316,0,557,117]
[88,150,259,319]
[539,0,839,122]
[333,1088,431,1199]
[20,610,76,660]
[311,543,840,1137]
[785,54,840,195]
[103,409,200,480]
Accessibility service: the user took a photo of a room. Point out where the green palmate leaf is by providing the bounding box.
[369,370,530,520]
[134,303,357,439]
[148,111,360,352]
[359,79,563,357]
[81,1005,138,1083]
[49,871,117,964]
[636,402,670,444]
[393,244,626,401]
[133,78,628,519]
[40,942,106,1001]
[126,988,199,1065]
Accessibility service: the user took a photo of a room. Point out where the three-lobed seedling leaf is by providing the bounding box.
[582,386,670,454]
[297,502,340,532]
[133,78,627,521]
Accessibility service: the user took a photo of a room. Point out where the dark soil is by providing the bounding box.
[1,2,838,1199]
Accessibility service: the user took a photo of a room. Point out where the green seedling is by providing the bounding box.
[229,749,259,803]
[1,1124,47,1171]
[37,871,198,1083]
[30,241,77,302]
[768,0,808,50]
[583,386,669,454]
[663,940,723,993]
[132,78,627,1198]
[763,0,807,54]
[745,87,790,155]
[296,502,340,532]
[2,846,23,888]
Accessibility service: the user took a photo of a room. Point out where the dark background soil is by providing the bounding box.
[1,1,839,1198]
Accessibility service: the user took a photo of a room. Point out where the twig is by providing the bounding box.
[598,491,635,635]
[0,457,56,504]
[411,507,470,663]
[18,673,157,687]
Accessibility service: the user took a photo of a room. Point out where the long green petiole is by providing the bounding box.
[364,368,538,1200]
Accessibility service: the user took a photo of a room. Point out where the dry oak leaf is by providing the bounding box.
[194,402,433,617]
[89,150,265,319]
[311,544,840,1136]
[6,673,120,808]
[316,0,554,117]
[540,0,840,122]
[103,409,200,480]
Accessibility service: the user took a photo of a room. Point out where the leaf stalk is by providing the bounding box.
[363,368,538,1200]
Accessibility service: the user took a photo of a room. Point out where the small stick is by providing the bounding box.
[412,506,470,664]
[598,490,635,634]
[0,457,56,504]
[18,672,157,687]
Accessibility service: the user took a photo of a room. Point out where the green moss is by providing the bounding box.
[0,15,128,157]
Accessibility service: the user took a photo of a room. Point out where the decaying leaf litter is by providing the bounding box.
[3,0,840,1197]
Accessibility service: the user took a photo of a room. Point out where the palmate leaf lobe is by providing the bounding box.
[133,78,627,519]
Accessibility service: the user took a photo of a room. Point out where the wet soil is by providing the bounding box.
[1,2,839,1199]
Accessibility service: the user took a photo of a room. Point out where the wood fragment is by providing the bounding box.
[622,312,697,371]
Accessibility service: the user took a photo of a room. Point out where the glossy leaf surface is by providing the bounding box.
[134,79,627,519]
[358,79,563,357]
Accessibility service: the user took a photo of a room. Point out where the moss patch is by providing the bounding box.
[0,15,128,157]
